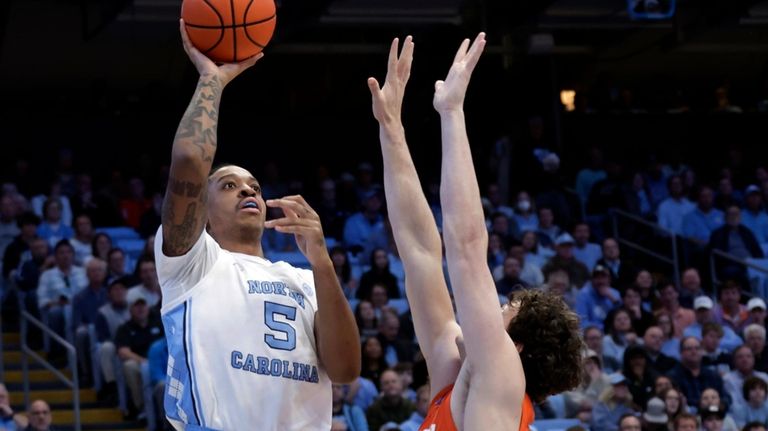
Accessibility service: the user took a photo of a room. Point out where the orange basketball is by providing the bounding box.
[181,0,276,63]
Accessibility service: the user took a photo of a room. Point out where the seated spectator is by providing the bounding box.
[746,298,766,328]
[740,185,768,246]
[623,345,658,409]
[500,243,544,287]
[31,180,72,226]
[495,256,527,297]
[618,413,642,431]
[623,285,654,336]
[575,147,607,204]
[743,324,768,373]
[661,387,688,423]
[355,300,379,341]
[682,186,724,247]
[684,296,744,353]
[331,383,368,431]
[743,422,768,431]
[710,206,764,285]
[72,258,108,385]
[627,171,654,219]
[489,212,519,246]
[572,222,601,272]
[69,214,94,266]
[487,232,507,271]
[2,211,40,280]
[25,399,53,431]
[128,256,160,307]
[119,178,151,229]
[672,412,699,431]
[521,230,554,269]
[345,377,379,412]
[94,277,130,405]
[564,349,611,419]
[398,385,429,431]
[138,192,162,238]
[361,337,389,389]
[377,311,414,367]
[536,206,562,248]
[106,247,133,286]
[653,375,673,398]
[87,233,112,265]
[575,265,621,330]
[343,189,386,255]
[634,269,658,312]
[679,268,706,310]
[15,238,52,320]
[723,346,768,409]
[36,199,74,249]
[603,309,640,375]
[657,175,695,236]
[714,281,750,334]
[655,313,682,360]
[668,336,727,408]
[700,322,735,376]
[731,376,768,428]
[0,194,20,260]
[584,326,607,370]
[597,238,637,289]
[366,370,416,431]
[643,326,679,375]
[642,397,669,431]
[716,177,744,212]
[115,289,164,418]
[700,403,728,431]
[393,363,416,403]
[700,388,739,431]
[357,249,400,301]
[657,282,695,339]
[512,190,539,234]
[543,233,590,288]
[0,383,28,430]
[591,373,637,431]
[330,246,358,300]
[542,269,577,309]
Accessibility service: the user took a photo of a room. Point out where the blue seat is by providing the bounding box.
[96,226,140,241]
[531,418,587,431]
[267,251,310,269]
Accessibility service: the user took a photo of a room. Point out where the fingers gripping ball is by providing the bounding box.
[181,0,276,63]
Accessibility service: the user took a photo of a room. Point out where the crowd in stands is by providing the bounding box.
[2,138,768,431]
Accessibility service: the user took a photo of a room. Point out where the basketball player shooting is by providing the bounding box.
[367,34,584,430]
[154,21,360,430]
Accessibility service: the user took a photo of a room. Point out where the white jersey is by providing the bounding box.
[155,227,331,431]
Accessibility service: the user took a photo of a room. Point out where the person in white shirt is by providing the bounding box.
[154,22,360,431]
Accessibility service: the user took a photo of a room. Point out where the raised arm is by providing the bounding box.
[435,33,525,427]
[161,20,262,256]
[367,37,462,397]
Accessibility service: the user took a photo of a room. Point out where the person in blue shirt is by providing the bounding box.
[683,296,744,353]
[575,265,622,330]
[399,385,430,431]
[682,186,724,246]
[656,175,695,236]
[331,383,368,431]
[343,188,387,255]
[0,383,28,430]
[741,185,768,246]
[572,222,602,272]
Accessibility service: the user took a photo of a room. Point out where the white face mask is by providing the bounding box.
[517,200,531,212]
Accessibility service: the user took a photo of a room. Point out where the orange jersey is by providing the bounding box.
[419,384,535,431]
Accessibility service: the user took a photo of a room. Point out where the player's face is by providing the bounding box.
[207,166,266,236]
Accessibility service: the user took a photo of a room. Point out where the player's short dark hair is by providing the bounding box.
[506,290,584,403]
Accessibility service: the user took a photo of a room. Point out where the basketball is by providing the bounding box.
[181,0,276,63]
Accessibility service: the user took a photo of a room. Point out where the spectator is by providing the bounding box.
[314,178,347,242]
[2,212,40,279]
[723,346,768,409]
[0,195,20,263]
[563,349,611,420]
[642,397,669,431]
[71,258,108,385]
[623,345,658,409]
[69,214,94,266]
[345,377,379,412]
[542,269,577,309]
[331,383,368,431]
[743,422,767,431]
[377,312,414,367]
[740,185,768,246]
[355,300,379,341]
[575,265,621,330]
[343,188,386,255]
[657,175,695,236]
[502,244,544,287]
[575,147,607,205]
[16,237,52,293]
[36,199,74,249]
[115,289,164,418]
[572,222,601,272]
[361,337,389,389]
[331,246,358,300]
[731,376,768,428]
[584,326,607,368]
[701,404,728,431]
[668,336,726,408]
[365,370,415,431]
[617,413,642,431]
[700,388,740,431]
[512,190,539,234]
[661,387,688,422]
[591,373,637,431]
[623,285,654,337]
[25,400,54,431]
[655,313,682,359]
[634,269,658,312]
[596,238,637,289]
[684,296,744,353]
[700,322,735,376]
[482,183,515,220]
[542,233,590,288]
[603,309,640,375]
[536,206,562,247]
[357,249,400,301]
[494,256,527,297]
[672,412,699,431]
[31,181,73,227]
[105,248,131,285]
[627,171,653,219]
[119,178,151,229]
[138,192,162,238]
[679,268,706,310]
[716,177,744,212]
[743,324,768,373]
[657,282,695,338]
[489,212,518,248]
[710,206,764,285]
[94,277,129,405]
[128,256,160,307]
[487,232,507,271]
[521,230,553,269]
[682,186,724,247]
[714,281,750,334]
[746,299,766,328]
[653,375,673,397]
[643,326,679,375]
[87,233,112,264]
[0,383,28,430]
[398,385,430,431]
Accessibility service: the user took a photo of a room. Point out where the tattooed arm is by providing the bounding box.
[162,20,262,256]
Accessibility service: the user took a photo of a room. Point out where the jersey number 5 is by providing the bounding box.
[264,301,297,351]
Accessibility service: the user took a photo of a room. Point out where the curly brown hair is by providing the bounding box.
[507,290,584,403]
